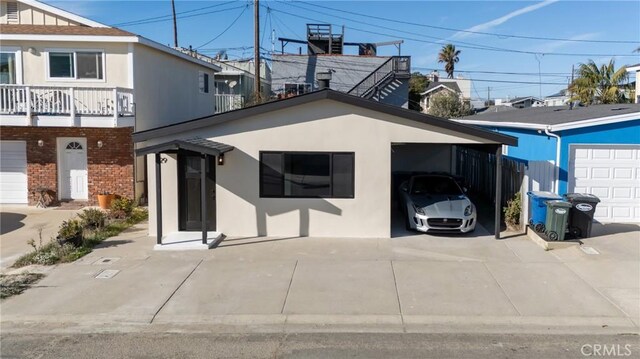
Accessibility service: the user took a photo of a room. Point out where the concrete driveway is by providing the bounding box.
[1,221,638,334]
[0,206,80,269]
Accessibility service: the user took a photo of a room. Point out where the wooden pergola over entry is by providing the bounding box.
[135,138,234,245]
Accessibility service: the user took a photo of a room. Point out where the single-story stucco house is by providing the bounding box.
[456,104,640,224]
[133,89,516,247]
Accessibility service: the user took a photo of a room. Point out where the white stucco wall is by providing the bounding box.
[145,99,499,239]
[133,45,216,131]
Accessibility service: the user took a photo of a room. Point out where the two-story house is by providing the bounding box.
[0,0,220,205]
[177,47,272,113]
[419,71,473,114]
[271,24,411,108]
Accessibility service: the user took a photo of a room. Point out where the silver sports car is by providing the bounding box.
[399,174,476,233]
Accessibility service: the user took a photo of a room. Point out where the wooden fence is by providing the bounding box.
[455,147,526,209]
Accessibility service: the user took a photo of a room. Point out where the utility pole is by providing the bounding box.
[171,0,178,48]
[569,64,575,109]
[487,87,491,106]
[254,0,261,103]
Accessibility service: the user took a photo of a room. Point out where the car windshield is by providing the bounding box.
[410,176,462,196]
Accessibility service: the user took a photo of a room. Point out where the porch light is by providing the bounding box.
[217,154,224,166]
[97,140,103,148]
[37,140,44,147]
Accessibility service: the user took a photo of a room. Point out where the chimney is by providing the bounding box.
[317,71,332,90]
[431,70,439,83]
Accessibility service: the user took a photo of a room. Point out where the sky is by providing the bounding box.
[47,0,640,99]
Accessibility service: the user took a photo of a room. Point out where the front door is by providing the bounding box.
[59,138,88,200]
[178,153,216,231]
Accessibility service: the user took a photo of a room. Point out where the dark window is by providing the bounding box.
[0,52,16,84]
[49,52,74,78]
[284,83,311,96]
[76,52,103,79]
[260,152,354,198]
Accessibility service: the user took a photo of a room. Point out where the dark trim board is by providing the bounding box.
[135,139,234,157]
[133,89,517,146]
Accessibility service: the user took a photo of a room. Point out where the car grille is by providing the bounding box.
[427,218,463,228]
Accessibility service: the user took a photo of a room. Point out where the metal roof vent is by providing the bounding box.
[6,2,18,21]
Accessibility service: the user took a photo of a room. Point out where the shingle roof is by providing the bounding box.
[422,82,460,95]
[460,103,640,126]
[0,24,133,36]
[133,89,517,146]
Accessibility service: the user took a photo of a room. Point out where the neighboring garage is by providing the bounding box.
[0,140,28,204]
[456,104,640,224]
[569,144,640,223]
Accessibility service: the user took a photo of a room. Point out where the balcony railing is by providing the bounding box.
[215,94,244,114]
[0,85,135,117]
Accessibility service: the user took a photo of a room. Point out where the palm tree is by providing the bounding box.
[438,44,461,79]
[569,59,628,105]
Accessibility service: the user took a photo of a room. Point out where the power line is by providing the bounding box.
[291,0,640,45]
[112,0,237,26]
[268,3,640,57]
[114,3,245,27]
[197,4,250,49]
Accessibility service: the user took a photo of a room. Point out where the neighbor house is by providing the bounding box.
[419,72,478,113]
[456,104,640,223]
[271,24,411,108]
[133,89,516,246]
[498,96,544,108]
[0,0,221,206]
[544,89,569,107]
[177,47,272,113]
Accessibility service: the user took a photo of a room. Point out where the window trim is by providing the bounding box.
[199,71,210,94]
[45,48,106,82]
[0,46,22,85]
[259,151,355,199]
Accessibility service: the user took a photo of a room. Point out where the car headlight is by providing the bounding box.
[413,204,425,215]
[464,205,473,216]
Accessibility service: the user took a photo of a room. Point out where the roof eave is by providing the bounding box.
[134,90,517,146]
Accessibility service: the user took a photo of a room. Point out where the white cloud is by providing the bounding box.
[454,0,560,39]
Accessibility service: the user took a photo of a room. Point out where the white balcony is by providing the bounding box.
[215,94,244,114]
[0,85,135,127]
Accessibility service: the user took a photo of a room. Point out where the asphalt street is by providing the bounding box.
[2,332,639,359]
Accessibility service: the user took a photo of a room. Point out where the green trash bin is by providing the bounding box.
[544,200,573,241]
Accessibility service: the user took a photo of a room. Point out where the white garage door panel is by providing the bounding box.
[0,141,28,204]
[569,145,640,223]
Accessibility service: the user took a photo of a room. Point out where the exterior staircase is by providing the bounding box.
[348,56,411,100]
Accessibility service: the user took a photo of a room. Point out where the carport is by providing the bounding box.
[391,143,505,239]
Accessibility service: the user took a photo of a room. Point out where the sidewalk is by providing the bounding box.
[1,222,638,335]
[0,206,81,269]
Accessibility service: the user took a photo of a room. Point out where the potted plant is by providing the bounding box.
[97,192,116,209]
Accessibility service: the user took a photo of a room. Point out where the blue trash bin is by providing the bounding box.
[526,191,562,233]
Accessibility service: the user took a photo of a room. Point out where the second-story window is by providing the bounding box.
[48,51,103,80]
[0,52,16,84]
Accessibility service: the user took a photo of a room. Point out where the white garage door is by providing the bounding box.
[569,144,640,223]
[0,141,28,204]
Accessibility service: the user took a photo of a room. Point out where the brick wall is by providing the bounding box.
[0,126,134,205]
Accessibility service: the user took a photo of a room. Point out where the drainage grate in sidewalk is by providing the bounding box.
[95,269,120,279]
[580,246,599,255]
